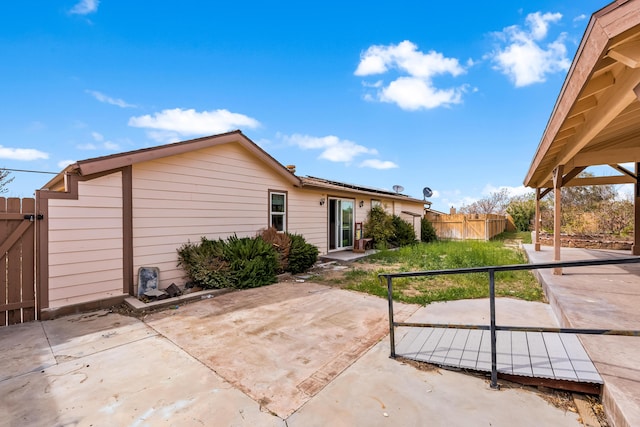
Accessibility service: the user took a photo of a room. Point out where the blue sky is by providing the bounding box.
[0,0,613,211]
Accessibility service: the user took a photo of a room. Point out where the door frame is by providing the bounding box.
[328,197,355,251]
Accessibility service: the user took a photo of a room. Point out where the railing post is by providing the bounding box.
[387,276,396,358]
[489,268,499,389]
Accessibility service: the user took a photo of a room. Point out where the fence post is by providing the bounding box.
[387,276,396,358]
[489,268,499,389]
[463,216,467,240]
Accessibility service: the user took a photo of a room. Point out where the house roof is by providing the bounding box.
[524,0,640,189]
[300,176,425,204]
[42,130,301,190]
[41,131,426,204]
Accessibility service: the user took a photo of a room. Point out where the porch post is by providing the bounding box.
[633,162,640,256]
[534,188,541,251]
[553,166,563,275]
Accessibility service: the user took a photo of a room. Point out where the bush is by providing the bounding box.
[506,195,536,232]
[390,215,417,247]
[260,227,292,272]
[421,218,437,243]
[224,235,278,288]
[364,205,394,249]
[177,235,278,289]
[287,233,319,274]
[178,230,319,289]
[177,237,232,289]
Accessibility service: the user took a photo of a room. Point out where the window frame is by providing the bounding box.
[269,190,288,232]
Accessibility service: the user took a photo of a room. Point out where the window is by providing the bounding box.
[270,191,287,232]
[371,199,382,208]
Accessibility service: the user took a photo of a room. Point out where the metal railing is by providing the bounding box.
[380,256,640,389]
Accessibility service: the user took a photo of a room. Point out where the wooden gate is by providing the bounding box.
[0,197,37,326]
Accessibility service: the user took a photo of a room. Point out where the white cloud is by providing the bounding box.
[0,146,48,161]
[86,90,136,108]
[482,184,533,198]
[57,160,75,169]
[440,185,534,210]
[355,40,467,110]
[129,108,260,142]
[77,131,120,151]
[70,0,99,15]
[359,159,398,169]
[145,130,182,144]
[281,134,378,164]
[380,77,464,110]
[489,12,570,87]
[103,141,119,150]
[443,195,478,210]
[573,14,588,23]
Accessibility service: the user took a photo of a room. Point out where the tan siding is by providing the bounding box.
[48,248,123,265]
[132,143,297,289]
[49,278,124,306]
[288,188,327,254]
[47,172,124,308]
[394,200,424,241]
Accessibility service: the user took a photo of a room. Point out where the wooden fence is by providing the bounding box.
[0,198,37,326]
[427,213,507,241]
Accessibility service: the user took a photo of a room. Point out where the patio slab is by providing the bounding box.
[143,281,420,418]
[0,282,586,426]
[524,245,640,427]
[0,333,283,426]
[0,321,55,381]
[41,309,157,362]
[288,336,582,427]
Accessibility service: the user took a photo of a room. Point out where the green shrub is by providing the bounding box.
[421,218,437,243]
[287,233,319,274]
[177,237,232,289]
[506,195,536,232]
[390,215,417,247]
[364,205,394,249]
[177,234,279,289]
[224,235,278,288]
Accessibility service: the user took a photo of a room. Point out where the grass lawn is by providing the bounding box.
[315,234,544,305]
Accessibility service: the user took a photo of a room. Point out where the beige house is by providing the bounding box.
[36,130,424,315]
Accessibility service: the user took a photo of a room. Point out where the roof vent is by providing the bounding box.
[286,164,296,173]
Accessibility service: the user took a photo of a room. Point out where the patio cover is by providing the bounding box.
[524,0,640,259]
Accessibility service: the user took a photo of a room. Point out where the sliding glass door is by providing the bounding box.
[328,198,354,250]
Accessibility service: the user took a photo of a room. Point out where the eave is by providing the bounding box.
[524,0,640,189]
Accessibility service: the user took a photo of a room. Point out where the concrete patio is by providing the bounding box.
[524,245,640,427]
[0,281,583,426]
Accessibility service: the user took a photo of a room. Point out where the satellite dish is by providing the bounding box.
[392,185,404,194]
[423,187,433,199]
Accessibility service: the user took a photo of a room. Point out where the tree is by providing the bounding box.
[506,193,536,232]
[0,169,14,194]
[561,172,616,212]
[597,198,634,235]
[421,217,437,242]
[459,188,510,215]
[537,171,631,235]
